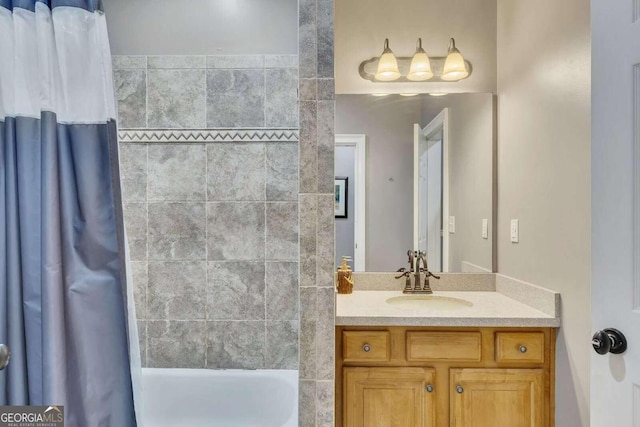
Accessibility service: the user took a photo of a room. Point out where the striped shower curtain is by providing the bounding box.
[0,1,140,425]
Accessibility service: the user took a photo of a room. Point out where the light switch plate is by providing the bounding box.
[449,216,456,233]
[510,219,519,243]
[482,219,489,239]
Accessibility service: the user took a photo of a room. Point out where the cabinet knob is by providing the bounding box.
[425,384,434,393]
[519,345,528,353]
[456,385,464,394]
[362,344,372,353]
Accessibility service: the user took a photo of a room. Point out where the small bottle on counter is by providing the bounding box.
[336,256,354,294]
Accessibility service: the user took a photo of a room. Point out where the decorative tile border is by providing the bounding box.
[118,129,299,143]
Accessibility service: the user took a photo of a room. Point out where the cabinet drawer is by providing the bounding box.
[495,332,545,363]
[342,331,390,362]
[407,331,482,362]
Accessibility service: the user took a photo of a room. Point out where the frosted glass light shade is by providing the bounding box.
[375,39,401,81]
[441,38,469,81]
[407,38,433,81]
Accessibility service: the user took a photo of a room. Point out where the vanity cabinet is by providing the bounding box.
[336,326,556,427]
[344,367,436,427]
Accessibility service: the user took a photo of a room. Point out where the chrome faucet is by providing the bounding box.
[396,250,440,294]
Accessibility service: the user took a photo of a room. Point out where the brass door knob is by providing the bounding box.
[362,344,372,353]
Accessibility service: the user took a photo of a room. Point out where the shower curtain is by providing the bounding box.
[0,1,140,426]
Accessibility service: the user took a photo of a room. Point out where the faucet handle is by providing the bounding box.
[395,268,409,279]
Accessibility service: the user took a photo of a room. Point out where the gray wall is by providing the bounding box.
[105,0,298,55]
[115,55,300,370]
[421,95,494,272]
[336,94,493,272]
[496,0,591,424]
[335,146,356,267]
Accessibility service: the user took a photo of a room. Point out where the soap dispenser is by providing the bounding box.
[336,256,355,294]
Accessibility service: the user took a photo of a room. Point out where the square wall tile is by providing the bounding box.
[147,69,206,128]
[265,68,298,128]
[266,262,299,320]
[299,320,316,379]
[299,78,317,101]
[316,287,335,380]
[207,69,265,128]
[114,69,146,128]
[207,144,265,201]
[299,194,317,288]
[266,143,298,201]
[208,261,265,321]
[266,320,299,369]
[265,55,298,68]
[316,195,335,287]
[137,320,147,367]
[207,202,265,260]
[113,55,146,70]
[300,287,317,323]
[266,202,299,260]
[148,56,205,69]
[148,261,206,320]
[148,202,206,260]
[123,203,147,261]
[316,381,335,427]
[299,380,316,427]
[131,261,148,320]
[119,143,147,203]
[148,144,206,201]
[207,321,265,369]
[206,55,264,69]
[147,320,206,368]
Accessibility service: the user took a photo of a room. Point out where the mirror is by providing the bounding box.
[335,93,494,273]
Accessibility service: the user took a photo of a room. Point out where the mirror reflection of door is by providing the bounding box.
[335,135,367,271]
[418,129,443,271]
[414,109,449,273]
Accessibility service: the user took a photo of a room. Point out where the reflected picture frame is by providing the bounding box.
[335,177,348,218]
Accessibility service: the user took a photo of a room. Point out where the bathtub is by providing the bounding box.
[141,368,298,427]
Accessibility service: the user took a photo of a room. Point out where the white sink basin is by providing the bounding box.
[385,295,473,311]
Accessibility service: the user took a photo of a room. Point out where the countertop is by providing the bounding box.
[336,290,561,328]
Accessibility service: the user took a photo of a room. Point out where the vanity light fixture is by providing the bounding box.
[441,38,469,81]
[359,38,472,83]
[429,92,449,97]
[407,38,433,81]
[399,93,419,97]
[374,39,401,81]
[371,93,391,97]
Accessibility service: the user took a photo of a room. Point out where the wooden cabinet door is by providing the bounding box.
[343,367,436,427]
[450,369,545,427]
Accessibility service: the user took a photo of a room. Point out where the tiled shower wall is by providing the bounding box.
[297,0,336,424]
[113,55,300,370]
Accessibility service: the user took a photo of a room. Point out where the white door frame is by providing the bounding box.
[414,108,450,272]
[335,134,367,271]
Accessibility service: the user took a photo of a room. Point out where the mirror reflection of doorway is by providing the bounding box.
[335,134,367,271]
[414,108,449,272]
[418,130,443,271]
